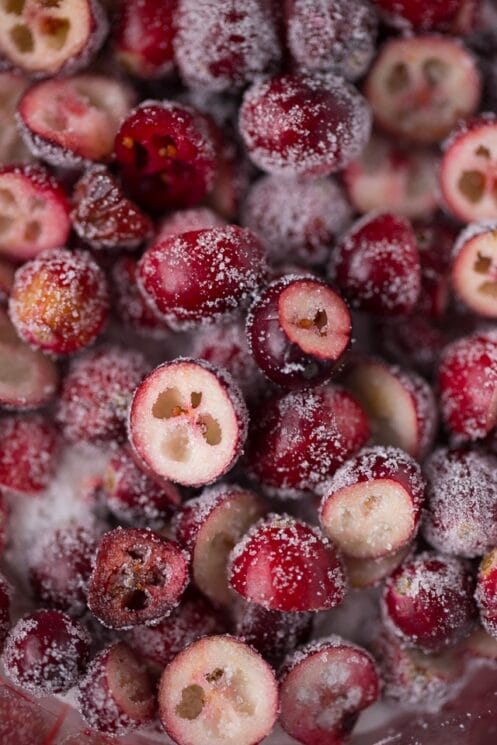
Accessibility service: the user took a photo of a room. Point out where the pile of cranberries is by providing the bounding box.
[2,1,497,744]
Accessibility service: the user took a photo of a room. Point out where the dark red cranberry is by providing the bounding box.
[372,0,477,32]
[0,573,10,652]
[114,0,178,79]
[378,315,447,379]
[414,220,455,319]
[0,414,58,495]
[111,255,169,336]
[1,609,91,696]
[246,276,351,389]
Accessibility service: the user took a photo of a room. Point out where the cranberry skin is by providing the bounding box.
[0,414,58,495]
[378,315,446,379]
[115,101,217,213]
[87,527,189,629]
[1,610,91,696]
[111,256,169,336]
[334,213,421,316]
[0,574,10,652]
[383,552,477,652]
[56,346,148,444]
[246,386,369,496]
[239,73,372,177]
[476,549,497,638]
[137,226,267,329]
[9,248,109,356]
[373,0,476,31]
[114,0,178,79]
[103,445,181,527]
[229,514,347,612]
[415,220,455,319]
[29,524,99,617]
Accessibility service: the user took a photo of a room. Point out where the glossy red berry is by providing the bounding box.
[114,0,178,79]
[0,414,58,495]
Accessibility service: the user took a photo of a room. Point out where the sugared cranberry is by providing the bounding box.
[87,527,189,629]
[345,542,413,590]
[56,345,147,444]
[279,636,380,745]
[114,101,217,213]
[111,255,169,336]
[0,414,58,495]
[285,0,377,81]
[383,551,477,652]
[451,222,497,318]
[373,0,478,32]
[365,35,481,144]
[29,523,100,617]
[476,549,497,638]
[333,212,421,317]
[239,73,372,177]
[320,446,425,560]
[414,219,455,319]
[137,226,266,329]
[9,248,109,356]
[463,626,497,662]
[174,0,281,92]
[77,641,156,736]
[114,0,177,79]
[103,445,181,527]
[247,276,351,389]
[229,514,346,612]
[246,385,369,497]
[0,574,10,652]
[157,206,225,242]
[1,609,91,696]
[423,448,497,558]
[378,315,447,379]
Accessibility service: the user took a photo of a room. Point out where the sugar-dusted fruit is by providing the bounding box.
[414,218,455,319]
[320,446,425,560]
[373,0,477,32]
[137,225,266,329]
[174,484,265,606]
[423,448,497,558]
[234,603,312,668]
[451,223,497,317]
[111,255,168,336]
[279,636,380,745]
[365,35,481,144]
[87,527,189,629]
[18,75,134,167]
[239,73,372,177]
[157,206,225,243]
[1,609,91,696]
[129,359,248,488]
[344,542,413,590]
[0,413,58,495]
[77,641,156,736]
[378,315,446,378]
[229,514,346,612]
[114,0,177,79]
[0,165,70,262]
[158,635,279,745]
[9,248,109,355]
[246,276,352,389]
[476,549,497,638]
[0,574,10,652]
[383,551,477,652]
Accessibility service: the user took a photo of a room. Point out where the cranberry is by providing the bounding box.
[0,71,29,165]
[451,222,497,318]
[345,542,413,590]
[1,609,91,696]
[9,248,109,356]
[414,219,455,319]
[114,0,177,79]
[378,315,447,378]
[0,574,10,652]
[239,73,372,177]
[0,414,58,495]
[476,548,497,638]
[373,0,477,32]
[333,212,421,317]
[246,385,369,497]
[157,206,225,242]
[0,493,8,557]
[87,527,189,629]
[111,255,169,337]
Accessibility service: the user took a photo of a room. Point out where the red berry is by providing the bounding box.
[0,260,15,305]
[344,542,413,590]
[377,315,446,378]
[228,514,347,612]
[239,73,372,177]
[451,222,497,318]
[383,551,477,652]
[174,0,281,92]
[0,414,58,495]
[476,549,497,638]
[320,446,425,560]
[114,101,217,212]
[247,276,352,389]
[157,206,225,243]
[56,345,147,444]
[0,493,8,557]
[414,219,455,319]
[246,385,369,497]
[87,527,189,629]
[333,212,421,316]
[137,226,266,329]
[0,71,30,164]
[234,603,312,668]
[114,0,177,79]
[111,255,169,337]
[373,0,477,32]
[0,574,10,652]
[1,609,91,696]
[9,248,109,355]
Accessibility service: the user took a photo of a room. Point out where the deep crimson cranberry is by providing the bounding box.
[115,101,217,213]
[103,445,181,527]
[157,206,225,242]
[239,73,372,177]
[234,603,312,668]
[246,276,351,389]
[72,165,153,250]
[378,315,447,378]
[246,385,369,497]
[333,213,421,316]
[414,220,455,319]
[137,226,267,329]
[87,527,189,629]
[0,414,58,495]
[476,548,497,638]
[114,0,178,79]
[1,609,91,696]
[0,574,10,652]
[29,524,100,617]
[372,0,477,31]
[383,551,477,652]
[111,255,169,336]
[56,345,148,444]
[9,248,109,355]
[229,514,347,612]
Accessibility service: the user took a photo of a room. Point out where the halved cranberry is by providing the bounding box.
[239,73,372,177]
[365,35,481,143]
[0,574,10,652]
[111,255,169,337]
[476,549,497,638]
[114,0,177,79]
[0,414,58,495]
[0,71,29,164]
[87,527,189,629]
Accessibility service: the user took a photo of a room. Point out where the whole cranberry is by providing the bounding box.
[414,220,455,319]
[373,0,476,31]
[0,414,58,495]
[114,0,178,79]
